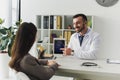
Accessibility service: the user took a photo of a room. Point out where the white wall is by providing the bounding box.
[21,0,120,59]
[0,0,12,27]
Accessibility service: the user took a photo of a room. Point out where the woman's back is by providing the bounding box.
[19,54,58,80]
[9,22,59,80]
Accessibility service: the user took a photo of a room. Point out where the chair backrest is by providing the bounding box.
[16,72,30,80]
[10,69,30,80]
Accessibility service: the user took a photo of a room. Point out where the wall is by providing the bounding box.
[0,0,12,27]
[21,0,120,59]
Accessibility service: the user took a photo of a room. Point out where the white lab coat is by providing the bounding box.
[68,28,101,60]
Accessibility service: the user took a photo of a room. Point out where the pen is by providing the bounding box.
[53,56,57,60]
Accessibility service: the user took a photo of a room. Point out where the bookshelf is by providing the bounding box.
[36,15,93,54]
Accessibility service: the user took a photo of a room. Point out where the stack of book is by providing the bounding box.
[50,15,62,29]
[64,31,71,44]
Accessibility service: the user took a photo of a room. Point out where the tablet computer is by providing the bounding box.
[53,38,66,54]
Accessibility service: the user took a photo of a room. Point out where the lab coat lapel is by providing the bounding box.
[82,29,92,47]
[76,35,81,47]
[82,35,89,47]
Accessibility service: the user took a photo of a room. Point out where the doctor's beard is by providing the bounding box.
[75,24,85,33]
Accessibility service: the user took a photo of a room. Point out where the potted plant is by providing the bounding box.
[0,18,21,78]
[0,18,21,56]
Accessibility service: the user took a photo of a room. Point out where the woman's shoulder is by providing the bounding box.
[23,54,34,60]
[21,54,36,65]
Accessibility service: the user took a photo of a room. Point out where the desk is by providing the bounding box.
[55,55,120,80]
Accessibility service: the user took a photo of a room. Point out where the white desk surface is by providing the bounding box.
[0,77,13,80]
[2,55,120,80]
[55,55,120,78]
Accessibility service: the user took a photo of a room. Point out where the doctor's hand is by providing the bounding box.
[60,48,72,56]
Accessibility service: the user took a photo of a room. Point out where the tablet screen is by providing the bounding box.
[53,38,66,54]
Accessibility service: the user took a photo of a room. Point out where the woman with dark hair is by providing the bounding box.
[9,22,59,80]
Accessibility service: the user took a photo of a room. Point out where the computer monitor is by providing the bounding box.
[53,38,66,54]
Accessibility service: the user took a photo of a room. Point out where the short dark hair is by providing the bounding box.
[73,14,87,22]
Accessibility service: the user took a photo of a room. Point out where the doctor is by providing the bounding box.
[62,14,101,59]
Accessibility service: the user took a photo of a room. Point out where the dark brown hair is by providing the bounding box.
[9,22,37,71]
[73,13,87,22]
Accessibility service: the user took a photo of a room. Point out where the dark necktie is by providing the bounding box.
[79,36,84,46]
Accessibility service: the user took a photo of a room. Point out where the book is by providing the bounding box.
[50,33,57,43]
[64,31,72,44]
[57,16,62,29]
[67,31,71,43]
[50,15,54,29]
[64,31,68,44]
[54,16,57,29]
[43,16,49,29]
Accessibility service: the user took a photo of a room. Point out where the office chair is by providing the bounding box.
[10,69,30,80]
[16,72,30,80]
[50,75,74,80]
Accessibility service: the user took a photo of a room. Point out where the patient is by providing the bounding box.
[9,22,59,80]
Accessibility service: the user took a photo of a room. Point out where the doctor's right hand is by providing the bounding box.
[60,48,72,56]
